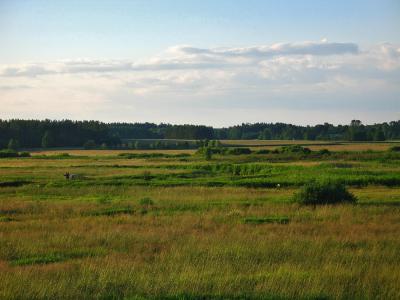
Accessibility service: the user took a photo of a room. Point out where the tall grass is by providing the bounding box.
[0,149,400,298]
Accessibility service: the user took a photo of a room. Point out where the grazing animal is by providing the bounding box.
[64,172,80,180]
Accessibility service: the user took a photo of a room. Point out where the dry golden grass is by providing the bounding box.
[0,186,399,299]
[222,140,334,146]
[32,149,196,156]
[1,152,400,299]
[248,143,396,151]
[222,139,400,151]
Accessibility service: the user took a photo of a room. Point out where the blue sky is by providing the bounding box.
[0,0,399,126]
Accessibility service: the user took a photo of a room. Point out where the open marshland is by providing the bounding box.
[1,145,400,299]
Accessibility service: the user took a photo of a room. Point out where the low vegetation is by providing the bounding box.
[293,181,357,205]
[0,149,30,158]
[0,141,399,299]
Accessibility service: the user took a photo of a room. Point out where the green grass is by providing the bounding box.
[0,148,399,299]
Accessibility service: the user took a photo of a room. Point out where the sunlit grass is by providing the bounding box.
[0,149,400,299]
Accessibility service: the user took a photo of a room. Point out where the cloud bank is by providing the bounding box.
[0,40,399,126]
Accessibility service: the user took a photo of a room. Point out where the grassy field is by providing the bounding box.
[1,145,400,299]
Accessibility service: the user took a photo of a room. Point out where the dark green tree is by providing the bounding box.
[41,131,55,148]
[8,138,19,151]
[83,140,96,149]
[373,129,385,141]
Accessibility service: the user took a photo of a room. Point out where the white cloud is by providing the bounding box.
[0,40,399,125]
[0,40,361,77]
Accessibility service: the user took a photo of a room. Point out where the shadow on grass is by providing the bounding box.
[85,207,134,217]
[357,201,400,207]
[10,249,106,266]
[0,180,32,188]
[243,216,290,225]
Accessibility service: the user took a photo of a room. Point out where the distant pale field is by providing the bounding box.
[251,143,396,151]
[222,140,398,151]
[222,139,336,146]
[30,141,399,156]
[31,149,196,156]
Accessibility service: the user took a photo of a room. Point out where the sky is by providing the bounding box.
[0,0,399,126]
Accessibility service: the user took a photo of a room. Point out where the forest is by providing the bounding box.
[0,119,399,149]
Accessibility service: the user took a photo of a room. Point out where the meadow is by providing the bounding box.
[1,142,400,299]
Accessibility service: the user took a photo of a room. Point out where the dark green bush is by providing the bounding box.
[0,149,19,158]
[227,147,252,155]
[294,181,357,205]
[19,151,31,157]
[389,146,400,152]
[255,149,271,154]
[204,147,213,160]
[318,149,331,155]
[0,149,31,158]
[279,145,311,154]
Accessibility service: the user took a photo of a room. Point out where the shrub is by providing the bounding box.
[318,149,331,155]
[293,181,357,205]
[0,149,19,158]
[204,147,213,160]
[389,146,400,152]
[0,150,32,158]
[19,151,31,157]
[255,149,271,154]
[227,147,252,155]
[196,146,225,156]
[279,145,311,154]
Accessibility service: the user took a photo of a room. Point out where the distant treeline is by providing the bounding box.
[0,119,399,149]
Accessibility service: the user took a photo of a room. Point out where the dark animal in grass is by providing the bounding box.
[64,172,82,180]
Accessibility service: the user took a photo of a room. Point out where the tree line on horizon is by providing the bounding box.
[0,119,399,149]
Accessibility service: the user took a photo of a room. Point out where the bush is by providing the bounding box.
[318,149,331,155]
[293,181,357,205]
[255,149,271,154]
[0,149,30,158]
[279,145,311,154]
[227,147,252,155]
[389,146,400,152]
[19,152,31,157]
[204,147,213,160]
[0,149,19,158]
